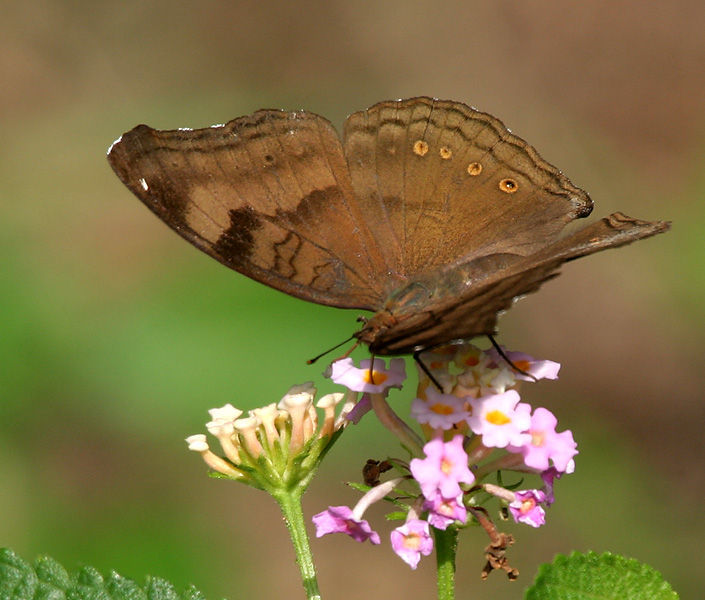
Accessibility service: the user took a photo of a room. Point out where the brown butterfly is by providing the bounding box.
[107,97,669,355]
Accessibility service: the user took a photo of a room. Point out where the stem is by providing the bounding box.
[473,451,524,480]
[274,489,322,600]
[369,393,424,453]
[434,526,458,600]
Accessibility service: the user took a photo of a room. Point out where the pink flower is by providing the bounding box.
[345,393,371,424]
[424,491,467,530]
[329,357,406,393]
[410,436,475,500]
[410,388,469,430]
[541,467,563,505]
[486,348,561,381]
[390,519,433,569]
[508,407,578,472]
[312,505,381,544]
[508,489,547,528]
[466,391,532,448]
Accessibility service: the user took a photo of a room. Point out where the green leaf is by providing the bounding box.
[0,549,206,600]
[525,551,679,600]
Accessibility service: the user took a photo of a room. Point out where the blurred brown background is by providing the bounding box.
[1,1,703,598]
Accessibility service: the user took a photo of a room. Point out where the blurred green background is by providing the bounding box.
[1,1,703,598]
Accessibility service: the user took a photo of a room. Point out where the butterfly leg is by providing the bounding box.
[413,350,445,392]
[486,335,538,382]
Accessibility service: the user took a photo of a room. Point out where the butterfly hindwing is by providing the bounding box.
[342,97,594,279]
[360,212,669,354]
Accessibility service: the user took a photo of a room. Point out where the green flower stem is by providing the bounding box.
[434,526,458,600]
[274,488,322,600]
[474,451,524,480]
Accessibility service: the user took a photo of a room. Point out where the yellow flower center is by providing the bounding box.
[364,370,388,385]
[515,359,531,372]
[438,500,453,517]
[403,532,422,550]
[441,457,453,475]
[521,498,536,514]
[463,355,480,367]
[531,431,545,447]
[485,410,511,425]
[430,402,454,415]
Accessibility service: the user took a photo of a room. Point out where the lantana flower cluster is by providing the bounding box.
[185,343,577,578]
[312,344,577,573]
[186,382,356,492]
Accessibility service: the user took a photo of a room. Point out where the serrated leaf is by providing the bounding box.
[0,549,207,600]
[525,551,679,600]
[105,572,147,600]
[0,548,38,600]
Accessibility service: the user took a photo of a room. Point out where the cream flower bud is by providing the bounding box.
[185,434,241,477]
[205,418,240,464]
[334,389,358,429]
[250,403,281,446]
[303,404,318,441]
[234,415,263,457]
[208,403,243,423]
[280,384,316,452]
[186,434,208,452]
[316,392,345,438]
[280,382,316,402]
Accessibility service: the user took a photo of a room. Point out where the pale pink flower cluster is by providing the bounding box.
[316,343,578,569]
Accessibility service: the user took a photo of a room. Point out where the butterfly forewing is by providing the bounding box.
[108,110,390,310]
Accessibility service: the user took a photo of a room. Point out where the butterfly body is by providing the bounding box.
[107,97,669,355]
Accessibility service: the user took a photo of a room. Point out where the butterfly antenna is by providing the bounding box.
[306,336,357,365]
[413,350,444,392]
[486,334,538,382]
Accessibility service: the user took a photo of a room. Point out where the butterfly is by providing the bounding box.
[107,97,669,355]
